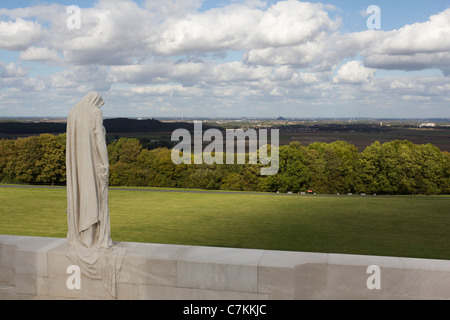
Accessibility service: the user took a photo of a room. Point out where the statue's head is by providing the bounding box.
[85,91,105,109]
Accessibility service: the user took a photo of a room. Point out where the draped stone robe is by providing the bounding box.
[65,92,124,297]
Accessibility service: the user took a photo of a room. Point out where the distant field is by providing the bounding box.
[279,127,450,152]
[104,127,450,152]
[1,185,449,260]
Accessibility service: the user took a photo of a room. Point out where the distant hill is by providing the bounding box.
[0,118,213,135]
[0,121,66,135]
[103,118,207,133]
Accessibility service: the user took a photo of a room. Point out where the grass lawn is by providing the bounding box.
[1,186,449,260]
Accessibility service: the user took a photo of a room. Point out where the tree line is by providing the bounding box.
[0,133,449,195]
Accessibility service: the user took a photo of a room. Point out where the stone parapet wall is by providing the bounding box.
[1,235,450,300]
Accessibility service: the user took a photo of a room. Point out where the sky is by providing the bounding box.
[0,0,449,119]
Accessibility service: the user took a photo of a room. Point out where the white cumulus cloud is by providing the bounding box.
[19,46,60,62]
[151,1,340,56]
[332,61,376,84]
[360,9,450,75]
[0,18,43,50]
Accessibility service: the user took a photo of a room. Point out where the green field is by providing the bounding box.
[1,186,450,260]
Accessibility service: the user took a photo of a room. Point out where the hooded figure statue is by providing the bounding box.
[66,92,124,297]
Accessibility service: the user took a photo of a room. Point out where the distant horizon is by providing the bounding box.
[1,116,450,122]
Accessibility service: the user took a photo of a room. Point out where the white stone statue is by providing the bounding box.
[65,92,124,297]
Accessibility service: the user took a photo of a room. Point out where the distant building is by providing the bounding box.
[419,123,436,128]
